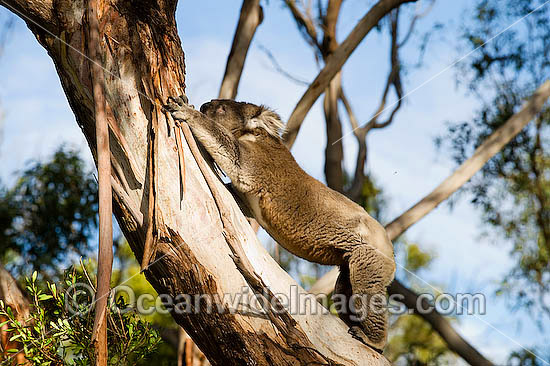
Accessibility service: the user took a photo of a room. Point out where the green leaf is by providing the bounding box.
[32,271,38,282]
[9,334,22,342]
[38,294,53,301]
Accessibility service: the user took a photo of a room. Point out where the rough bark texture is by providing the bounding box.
[1,0,389,364]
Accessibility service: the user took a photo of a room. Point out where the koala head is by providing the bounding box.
[200,99,285,139]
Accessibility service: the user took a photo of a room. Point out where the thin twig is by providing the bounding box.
[258,44,309,86]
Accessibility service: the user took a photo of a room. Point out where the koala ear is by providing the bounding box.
[246,107,286,138]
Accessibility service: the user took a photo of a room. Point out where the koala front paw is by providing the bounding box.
[164,95,195,121]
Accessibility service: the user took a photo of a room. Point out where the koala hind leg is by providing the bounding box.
[345,244,394,351]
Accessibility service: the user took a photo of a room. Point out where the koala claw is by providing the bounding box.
[348,326,383,354]
[167,94,188,106]
[164,95,195,122]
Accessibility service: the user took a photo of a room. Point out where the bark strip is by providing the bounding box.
[87,1,113,364]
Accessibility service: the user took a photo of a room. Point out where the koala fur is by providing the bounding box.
[165,97,396,351]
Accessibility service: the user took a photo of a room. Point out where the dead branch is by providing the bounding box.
[258,44,309,86]
[364,8,402,131]
[398,0,435,48]
[283,0,417,147]
[343,9,403,200]
[218,0,263,100]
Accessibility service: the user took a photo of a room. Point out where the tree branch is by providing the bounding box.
[365,8,402,131]
[384,80,550,239]
[343,9,403,200]
[1,0,56,33]
[320,0,344,192]
[218,0,263,100]
[323,73,345,192]
[284,0,321,53]
[309,80,550,366]
[283,0,417,147]
[398,0,435,48]
[388,280,494,366]
[341,89,368,200]
[4,1,390,363]
[258,44,309,86]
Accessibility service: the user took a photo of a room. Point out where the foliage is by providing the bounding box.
[0,146,98,275]
[0,268,161,366]
[386,315,451,366]
[508,349,550,366]
[358,175,387,223]
[439,0,550,320]
[113,241,175,327]
[404,242,434,273]
[386,242,455,365]
[0,146,179,363]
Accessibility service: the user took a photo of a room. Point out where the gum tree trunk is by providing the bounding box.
[1,0,387,364]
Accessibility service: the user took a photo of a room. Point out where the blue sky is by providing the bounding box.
[0,1,548,363]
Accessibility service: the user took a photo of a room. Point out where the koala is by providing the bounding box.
[164,96,396,351]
